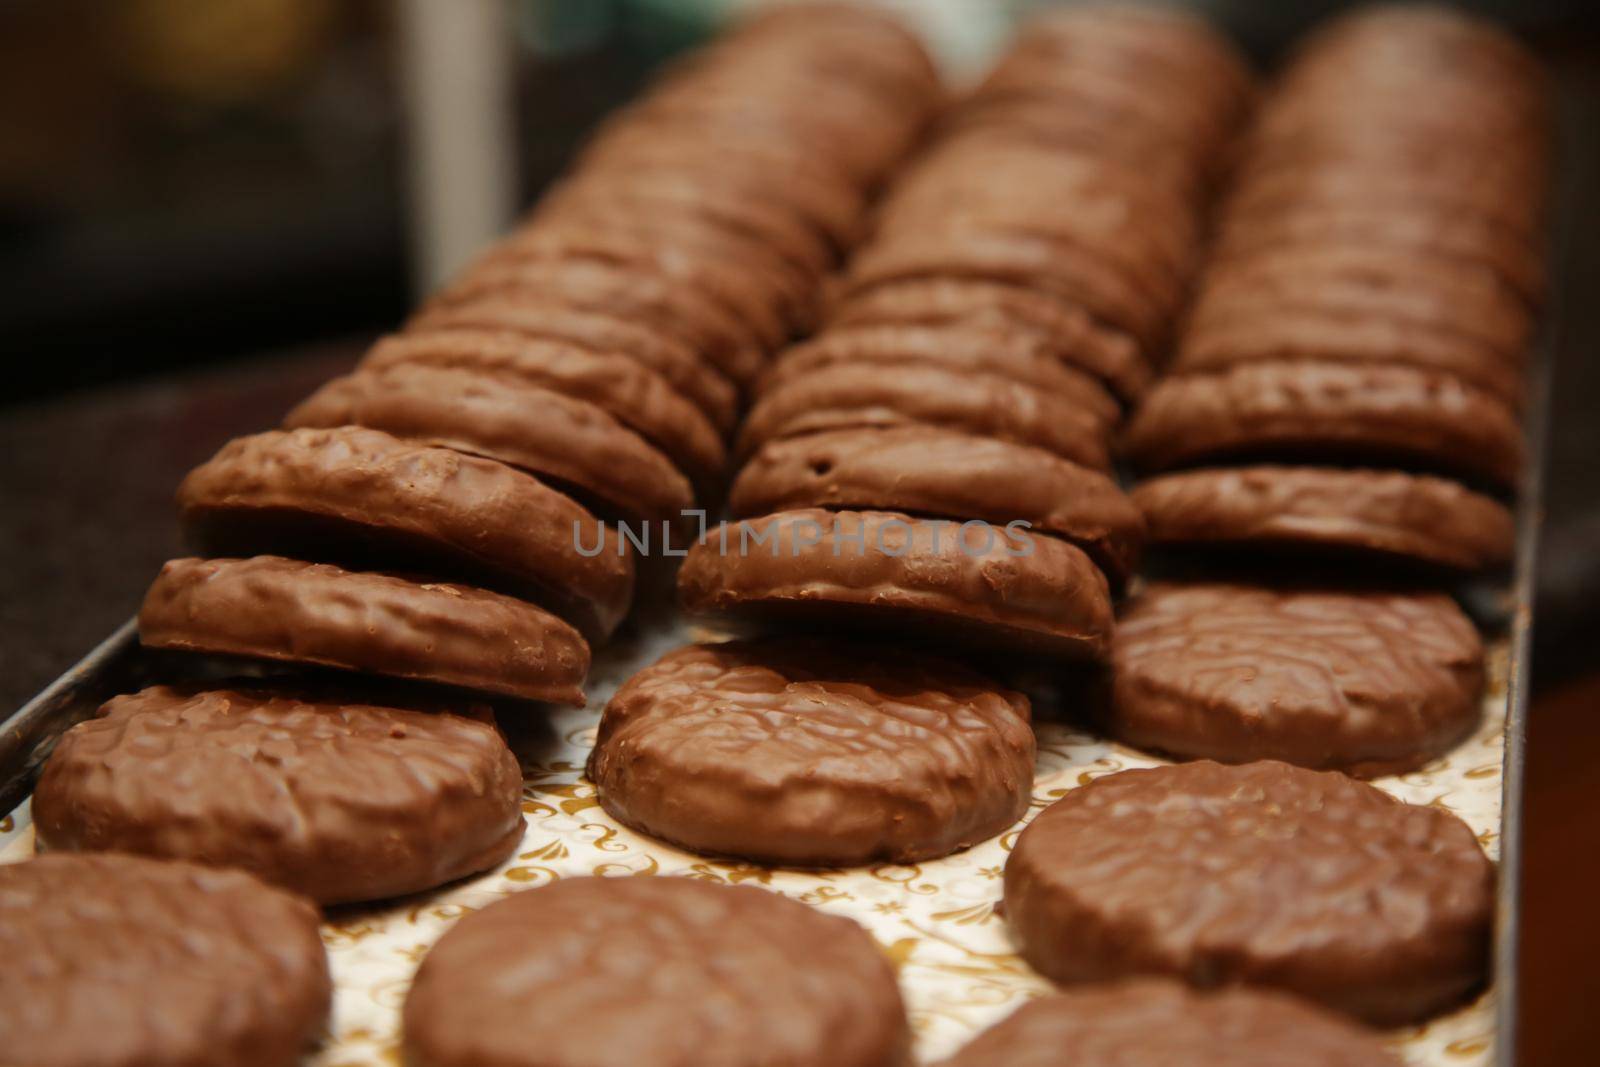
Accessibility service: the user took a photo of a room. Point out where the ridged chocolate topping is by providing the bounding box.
[737,362,1111,472]
[361,328,727,491]
[589,639,1034,865]
[139,556,590,705]
[1003,760,1494,1025]
[1131,465,1514,571]
[178,426,634,641]
[730,426,1143,581]
[679,508,1113,661]
[1108,581,1485,776]
[35,685,526,904]
[1121,359,1525,489]
[285,362,694,524]
[406,298,739,433]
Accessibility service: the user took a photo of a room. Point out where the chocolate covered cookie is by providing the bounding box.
[589,639,1034,865]
[1131,465,1514,570]
[286,362,695,523]
[403,876,909,1067]
[0,853,330,1067]
[1109,582,1485,776]
[679,508,1112,660]
[427,258,764,386]
[35,686,526,904]
[939,982,1399,1067]
[406,298,740,433]
[1122,359,1525,489]
[830,278,1151,401]
[361,329,727,492]
[738,362,1111,472]
[179,426,633,641]
[1003,760,1494,1024]
[757,323,1120,427]
[729,427,1143,581]
[140,556,589,704]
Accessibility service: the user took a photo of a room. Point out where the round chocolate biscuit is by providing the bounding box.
[1177,302,1527,406]
[178,426,634,641]
[361,329,727,492]
[1131,465,1514,571]
[845,229,1165,348]
[589,639,1034,866]
[139,556,589,705]
[1003,760,1494,1024]
[427,257,764,387]
[938,982,1399,1067]
[480,225,792,350]
[537,171,835,279]
[405,298,740,433]
[35,686,525,904]
[730,427,1143,582]
[286,362,695,523]
[402,876,909,1067]
[0,852,330,1067]
[679,508,1113,661]
[1121,360,1525,489]
[738,362,1111,473]
[1109,582,1485,776]
[758,324,1120,428]
[830,278,1151,401]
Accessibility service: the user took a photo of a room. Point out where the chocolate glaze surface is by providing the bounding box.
[679,508,1113,660]
[178,426,633,640]
[589,639,1034,865]
[406,298,739,432]
[139,556,589,705]
[1121,359,1525,489]
[1109,582,1485,776]
[361,328,726,491]
[759,324,1119,426]
[938,981,1399,1067]
[35,686,526,904]
[830,278,1150,400]
[403,876,910,1067]
[730,426,1143,581]
[0,853,331,1067]
[1003,760,1494,1025]
[737,362,1111,472]
[1131,465,1514,570]
[286,362,694,523]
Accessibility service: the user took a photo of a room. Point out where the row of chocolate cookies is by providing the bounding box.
[991,7,1547,1045]
[21,23,940,1040]
[10,9,945,1067]
[1108,5,1547,779]
[583,10,1248,877]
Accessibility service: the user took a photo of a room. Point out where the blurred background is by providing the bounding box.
[1,0,1598,1059]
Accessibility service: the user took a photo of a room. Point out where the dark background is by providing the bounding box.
[1,1,1597,1060]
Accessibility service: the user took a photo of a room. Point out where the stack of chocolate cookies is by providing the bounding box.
[585,8,1250,873]
[1112,6,1546,779]
[28,5,939,928]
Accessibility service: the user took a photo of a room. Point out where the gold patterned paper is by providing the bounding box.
[1,623,1509,1066]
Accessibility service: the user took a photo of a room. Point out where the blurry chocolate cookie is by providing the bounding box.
[403,876,909,1067]
[0,853,330,1067]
